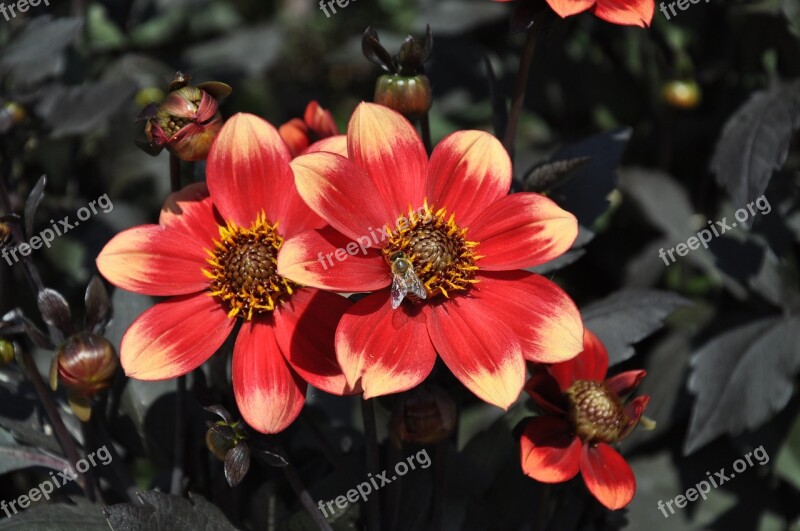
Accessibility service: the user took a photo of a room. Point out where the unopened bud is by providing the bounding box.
[0,340,14,365]
[51,332,118,396]
[375,75,433,119]
[278,101,339,157]
[206,425,237,462]
[390,384,456,446]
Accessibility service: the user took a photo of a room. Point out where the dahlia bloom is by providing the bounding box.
[278,101,340,157]
[97,113,353,434]
[520,330,649,509]
[277,102,584,409]
[495,0,655,28]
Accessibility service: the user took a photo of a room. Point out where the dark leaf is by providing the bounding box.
[523,156,590,193]
[529,225,594,274]
[684,316,800,454]
[224,443,250,487]
[0,444,70,474]
[84,276,111,333]
[711,79,800,210]
[483,55,508,141]
[362,27,394,72]
[24,175,46,240]
[104,491,239,531]
[582,290,691,365]
[184,24,284,77]
[547,128,632,228]
[253,445,289,468]
[0,499,107,530]
[36,80,136,138]
[203,404,233,424]
[0,17,83,73]
[196,81,232,100]
[37,288,72,334]
[413,1,507,36]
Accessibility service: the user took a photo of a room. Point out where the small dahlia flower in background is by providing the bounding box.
[137,73,232,161]
[277,102,584,410]
[98,113,353,434]
[495,0,655,28]
[520,330,649,509]
[278,101,340,157]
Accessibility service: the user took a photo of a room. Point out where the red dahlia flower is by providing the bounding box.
[277,102,584,409]
[495,0,654,28]
[278,101,340,157]
[520,330,649,509]
[97,113,353,434]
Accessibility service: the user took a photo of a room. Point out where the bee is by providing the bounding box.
[388,251,427,309]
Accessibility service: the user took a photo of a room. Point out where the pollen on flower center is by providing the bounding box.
[382,202,480,300]
[204,213,297,320]
[565,380,629,444]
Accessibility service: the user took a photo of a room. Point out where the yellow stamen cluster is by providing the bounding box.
[383,202,480,300]
[203,213,296,320]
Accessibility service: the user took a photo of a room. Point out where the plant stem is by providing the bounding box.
[420,113,433,154]
[503,25,538,161]
[0,174,96,502]
[361,398,382,531]
[282,460,334,531]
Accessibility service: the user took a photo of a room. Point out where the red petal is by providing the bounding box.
[525,368,568,414]
[120,292,233,380]
[546,0,595,17]
[426,130,511,226]
[277,227,391,292]
[520,416,582,482]
[580,443,636,510]
[605,370,647,397]
[335,292,436,398]
[207,113,323,238]
[621,395,650,439]
[274,288,359,395]
[428,297,526,409]
[304,135,348,157]
[97,225,210,297]
[233,318,307,434]
[469,193,578,270]
[305,101,339,138]
[592,0,654,27]
[549,329,609,392]
[279,118,310,158]
[158,182,222,246]
[292,151,396,240]
[472,271,584,363]
[348,103,427,216]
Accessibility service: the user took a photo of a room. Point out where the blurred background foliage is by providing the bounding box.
[1,0,800,529]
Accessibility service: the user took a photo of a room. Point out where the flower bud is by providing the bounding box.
[206,425,237,461]
[0,340,14,366]
[662,80,701,109]
[138,74,231,161]
[375,75,433,119]
[278,101,339,157]
[51,332,118,396]
[390,384,457,446]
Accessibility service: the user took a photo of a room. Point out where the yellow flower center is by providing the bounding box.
[203,213,297,320]
[565,380,629,444]
[382,202,480,301]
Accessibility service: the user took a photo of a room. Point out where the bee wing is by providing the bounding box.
[404,269,427,300]
[390,275,408,309]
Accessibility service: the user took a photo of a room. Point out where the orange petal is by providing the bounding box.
[277,227,391,292]
[120,292,233,380]
[348,102,427,216]
[426,130,511,226]
[278,118,311,158]
[274,288,359,395]
[207,113,323,238]
[427,297,526,409]
[546,0,596,18]
[292,151,396,241]
[580,443,636,510]
[335,292,436,398]
[97,225,211,297]
[472,271,584,364]
[592,0,654,27]
[520,416,582,482]
[233,318,307,434]
[548,329,608,392]
[158,182,223,245]
[469,192,578,270]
